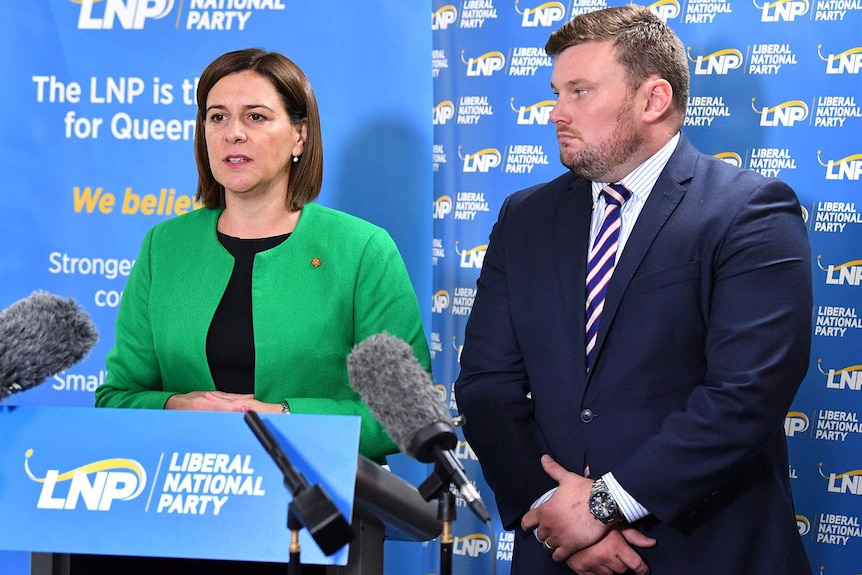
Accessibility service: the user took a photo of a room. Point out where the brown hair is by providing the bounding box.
[545,5,689,122]
[194,48,323,210]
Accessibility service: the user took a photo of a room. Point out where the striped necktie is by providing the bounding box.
[585,184,631,370]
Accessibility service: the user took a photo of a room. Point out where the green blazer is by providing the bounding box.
[96,203,432,462]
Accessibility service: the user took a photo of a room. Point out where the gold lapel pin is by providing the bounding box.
[311,257,322,268]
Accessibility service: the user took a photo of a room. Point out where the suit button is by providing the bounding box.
[580,409,594,423]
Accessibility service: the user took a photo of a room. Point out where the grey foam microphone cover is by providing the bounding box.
[0,291,98,398]
[346,332,450,457]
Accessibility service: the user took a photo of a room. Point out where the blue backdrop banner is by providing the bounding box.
[0,0,433,408]
[2,0,860,573]
[431,1,861,574]
[0,2,432,573]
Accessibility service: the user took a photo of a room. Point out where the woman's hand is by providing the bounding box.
[165,391,281,413]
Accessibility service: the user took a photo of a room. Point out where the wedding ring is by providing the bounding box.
[543,539,554,551]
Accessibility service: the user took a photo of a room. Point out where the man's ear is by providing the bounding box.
[641,78,673,124]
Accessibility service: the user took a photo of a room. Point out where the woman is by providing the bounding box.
[95,47,431,464]
[88,47,431,575]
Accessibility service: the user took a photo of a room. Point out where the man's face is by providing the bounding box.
[549,41,643,182]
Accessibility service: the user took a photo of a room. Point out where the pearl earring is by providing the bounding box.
[292,156,299,163]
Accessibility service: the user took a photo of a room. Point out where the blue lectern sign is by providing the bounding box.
[0,406,359,565]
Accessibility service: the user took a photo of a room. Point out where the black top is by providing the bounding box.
[206,231,290,394]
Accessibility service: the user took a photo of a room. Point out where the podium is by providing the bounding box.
[0,406,440,575]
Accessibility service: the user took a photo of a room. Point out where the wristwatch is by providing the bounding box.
[588,478,621,525]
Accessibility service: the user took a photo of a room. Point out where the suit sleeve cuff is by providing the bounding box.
[604,472,650,523]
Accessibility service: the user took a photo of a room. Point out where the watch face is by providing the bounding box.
[589,491,616,520]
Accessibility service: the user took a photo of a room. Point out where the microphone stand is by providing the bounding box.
[417,461,456,575]
[407,418,492,575]
[244,411,354,575]
[413,422,473,575]
[288,509,302,575]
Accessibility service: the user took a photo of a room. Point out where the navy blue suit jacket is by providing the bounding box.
[455,135,813,574]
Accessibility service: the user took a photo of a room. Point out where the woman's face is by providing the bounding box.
[204,70,306,201]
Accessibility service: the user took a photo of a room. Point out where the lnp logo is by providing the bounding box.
[434,383,449,404]
[455,242,488,268]
[451,286,477,315]
[817,255,862,286]
[453,533,492,557]
[511,97,555,125]
[818,359,862,391]
[747,147,797,178]
[514,1,565,27]
[819,44,862,74]
[819,463,862,495]
[430,331,443,358]
[796,514,810,536]
[433,49,449,78]
[461,50,506,77]
[688,47,743,75]
[454,440,478,461]
[459,146,502,172]
[460,0,499,28]
[432,5,458,30]
[818,150,862,180]
[748,43,799,74]
[434,195,453,219]
[685,96,731,127]
[814,513,862,545]
[497,531,515,561]
[432,237,445,265]
[648,0,681,21]
[26,450,147,511]
[754,0,810,21]
[74,0,174,30]
[814,407,862,442]
[751,98,808,126]
[785,411,810,436]
[814,305,861,337]
[433,144,447,173]
[813,201,862,233]
[714,151,742,166]
[434,101,455,125]
[432,290,450,314]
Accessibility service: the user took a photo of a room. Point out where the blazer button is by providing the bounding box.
[580,409,594,423]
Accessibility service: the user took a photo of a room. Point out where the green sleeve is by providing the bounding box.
[95,227,174,409]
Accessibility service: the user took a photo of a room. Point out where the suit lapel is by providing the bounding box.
[555,177,593,377]
[589,136,698,375]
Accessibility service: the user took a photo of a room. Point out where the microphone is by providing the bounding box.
[244,410,353,555]
[347,333,490,522]
[0,291,98,400]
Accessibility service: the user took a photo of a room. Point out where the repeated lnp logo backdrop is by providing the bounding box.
[432,1,861,574]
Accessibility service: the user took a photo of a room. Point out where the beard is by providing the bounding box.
[557,101,643,182]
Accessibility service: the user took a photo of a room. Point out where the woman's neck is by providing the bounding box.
[218,195,301,239]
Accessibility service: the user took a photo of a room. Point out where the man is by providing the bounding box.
[454,5,813,575]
